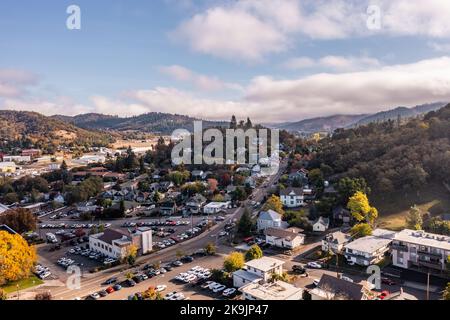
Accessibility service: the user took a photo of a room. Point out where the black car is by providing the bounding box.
[124,279,136,287]
[181,256,194,263]
[133,275,144,283]
[292,265,306,274]
[142,264,152,271]
[164,265,174,271]
[102,277,118,285]
[98,290,108,297]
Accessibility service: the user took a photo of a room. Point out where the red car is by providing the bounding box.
[106,286,115,294]
[378,290,390,299]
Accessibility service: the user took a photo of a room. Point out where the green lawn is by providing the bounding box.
[1,275,43,294]
[372,182,450,231]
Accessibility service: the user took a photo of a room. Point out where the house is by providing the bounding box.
[310,274,372,300]
[332,206,352,224]
[186,194,207,214]
[257,210,286,231]
[391,229,450,273]
[265,227,305,250]
[322,231,352,254]
[344,229,394,266]
[203,201,230,214]
[0,162,17,173]
[233,256,284,288]
[21,149,41,158]
[122,201,141,215]
[288,170,308,185]
[240,281,303,300]
[159,200,177,215]
[191,170,204,180]
[312,217,330,232]
[89,227,152,259]
[52,193,65,204]
[280,187,304,208]
[76,201,99,213]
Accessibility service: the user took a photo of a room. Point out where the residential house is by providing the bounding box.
[52,193,65,204]
[310,274,372,300]
[280,187,304,208]
[265,227,305,250]
[76,201,99,213]
[233,256,284,288]
[159,200,177,216]
[312,217,330,232]
[203,201,230,214]
[332,206,352,224]
[288,170,308,185]
[344,229,394,266]
[240,281,303,300]
[322,231,352,254]
[257,210,286,232]
[186,194,207,214]
[391,229,450,273]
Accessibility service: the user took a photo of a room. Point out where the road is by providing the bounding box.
[44,160,287,300]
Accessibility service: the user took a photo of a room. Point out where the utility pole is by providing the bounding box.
[426,272,430,301]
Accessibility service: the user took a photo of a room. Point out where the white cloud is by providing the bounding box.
[283,55,381,72]
[0,68,38,98]
[159,65,243,92]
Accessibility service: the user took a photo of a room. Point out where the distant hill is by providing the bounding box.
[53,112,228,134]
[350,102,447,128]
[268,102,447,134]
[267,114,368,133]
[0,110,115,149]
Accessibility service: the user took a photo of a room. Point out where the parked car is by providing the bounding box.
[213,285,227,293]
[381,277,397,286]
[106,287,115,294]
[102,277,118,285]
[156,285,167,292]
[292,265,306,274]
[113,284,122,291]
[89,292,101,300]
[222,288,236,297]
[98,290,108,297]
[307,262,323,269]
[172,260,183,267]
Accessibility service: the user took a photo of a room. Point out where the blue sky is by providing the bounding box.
[1,0,450,122]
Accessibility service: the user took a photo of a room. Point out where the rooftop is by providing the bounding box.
[313,274,365,300]
[240,281,303,300]
[258,210,282,221]
[280,187,303,196]
[265,227,304,241]
[244,256,284,272]
[344,235,392,253]
[394,229,450,251]
[232,269,263,283]
[91,228,130,245]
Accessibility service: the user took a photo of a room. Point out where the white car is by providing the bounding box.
[156,285,167,292]
[164,291,177,300]
[183,274,197,283]
[313,279,320,287]
[90,292,101,300]
[207,282,219,290]
[222,288,236,297]
[307,262,322,269]
[213,285,227,293]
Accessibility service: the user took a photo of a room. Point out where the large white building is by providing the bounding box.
[240,281,303,300]
[391,229,450,272]
[89,227,152,259]
[280,187,304,208]
[233,256,284,288]
[203,202,230,214]
[343,229,395,266]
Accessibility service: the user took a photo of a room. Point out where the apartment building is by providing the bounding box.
[233,256,284,288]
[391,229,450,272]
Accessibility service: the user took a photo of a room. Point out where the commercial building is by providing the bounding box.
[233,256,284,288]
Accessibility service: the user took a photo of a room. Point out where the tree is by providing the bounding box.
[230,115,237,129]
[237,208,253,237]
[347,192,378,225]
[337,177,370,204]
[0,231,37,285]
[308,168,324,189]
[262,195,284,215]
[406,205,423,230]
[60,160,68,171]
[443,283,450,300]
[245,117,253,130]
[205,243,216,255]
[3,192,19,204]
[223,252,245,273]
[0,288,7,300]
[142,286,163,300]
[245,244,263,261]
[124,244,138,266]
[0,208,37,233]
[350,223,373,239]
[176,250,184,259]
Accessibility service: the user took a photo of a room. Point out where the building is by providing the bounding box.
[0,224,18,235]
[21,149,41,158]
[391,229,450,273]
[322,231,352,254]
[312,216,330,232]
[0,203,9,215]
[310,274,372,300]
[186,194,207,214]
[265,227,305,250]
[2,155,31,163]
[89,227,152,259]
[280,187,304,208]
[0,162,17,173]
[159,201,177,215]
[257,210,286,231]
[203,202,230,214]
[344,230,393,266]
[233,256,284,288]
[240,281,303,300]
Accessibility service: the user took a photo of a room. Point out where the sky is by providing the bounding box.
[1,0,450,122]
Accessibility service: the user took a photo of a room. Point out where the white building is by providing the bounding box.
[280,187,304,208]
[0,162,17,173]
[72,154,106,165]
[257,210,285,231]
[2,155,31,163]
[203,201,230,214]
[312,217,330,232]
[265,227,305,250]
[391,229,450,272]
[310,274,372,300]
[89,227,152,259]
[233,256,284,288]
[344,229,394,266]
[240,281,303,300]
[322,231,352,254]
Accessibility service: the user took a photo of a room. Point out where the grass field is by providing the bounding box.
[372,182,450,230]
[1,275,43,294]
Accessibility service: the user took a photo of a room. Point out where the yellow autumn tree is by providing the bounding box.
[0,231,37,285]
[347,191,378,225]
[223,252,245,273]
[123,244,138,266]
[263,195,285,215]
